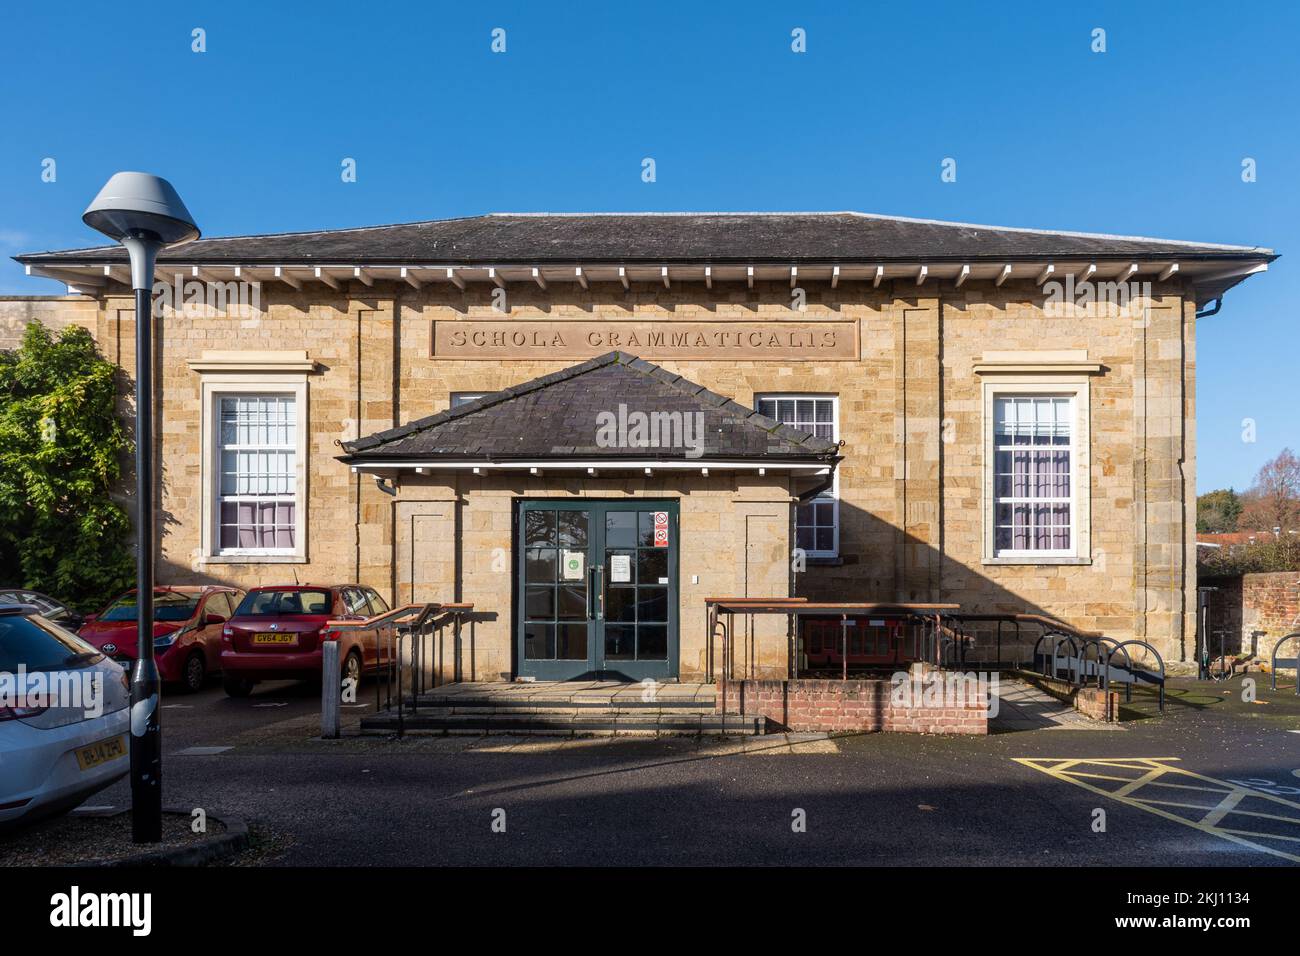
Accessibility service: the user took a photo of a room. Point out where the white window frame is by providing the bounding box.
[199,374,309,564]
[754,393,839,558]
[981,378,1091,565]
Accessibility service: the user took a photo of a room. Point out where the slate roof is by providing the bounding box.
[338,352,841,464]
[16,212,1275,266]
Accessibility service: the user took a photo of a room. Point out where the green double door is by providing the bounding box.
[517,500,679,682]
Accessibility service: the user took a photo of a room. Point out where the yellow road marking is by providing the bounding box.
[1219,828,1300,844]
[1137,798,1226,811]
[1230,808,1300,825]
[1014,757,1300,864]
[1113,766,1167,798]
[1144,780,1233,794]
[1201,790,1245,827]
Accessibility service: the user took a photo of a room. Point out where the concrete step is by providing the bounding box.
[359,711,763,737]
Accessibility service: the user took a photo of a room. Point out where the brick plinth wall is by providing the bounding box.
[716,679,988,735]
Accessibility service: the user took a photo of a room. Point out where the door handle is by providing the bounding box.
[586,567,595,620]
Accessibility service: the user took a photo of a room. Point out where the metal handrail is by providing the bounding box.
[1104,640,1166,713]
[1026,630,1164,713]
[705,599,958,703]
[1270,632,1300,696]
[321,602,445,633]
[1049,633,1080,683]
[952,612,1103,668]
[1079,636,1125,689]
[320,601,475,735]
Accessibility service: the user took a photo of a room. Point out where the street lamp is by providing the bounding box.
[83,172,199,843]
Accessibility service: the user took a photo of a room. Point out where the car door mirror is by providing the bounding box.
[206,613,227,626]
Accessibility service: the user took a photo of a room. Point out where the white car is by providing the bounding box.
[0,605,130,829]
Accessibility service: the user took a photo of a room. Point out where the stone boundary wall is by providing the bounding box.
[716,678,988,735]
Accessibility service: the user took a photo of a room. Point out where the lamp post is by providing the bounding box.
[83,172,199,843]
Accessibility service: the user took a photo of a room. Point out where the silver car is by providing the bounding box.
[0,605,130,829]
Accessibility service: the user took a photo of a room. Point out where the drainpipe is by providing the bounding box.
[1178,301,1189,661]
[1179,294,1222,660]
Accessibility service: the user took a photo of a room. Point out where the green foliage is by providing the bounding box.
[0,323,133,611]
[1198,535,1300,578]
[1196,487,1242,533]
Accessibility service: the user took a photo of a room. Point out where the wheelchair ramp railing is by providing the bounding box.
[318,602,476,738]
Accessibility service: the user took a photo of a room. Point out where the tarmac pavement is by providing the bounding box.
[68,673,1300,866]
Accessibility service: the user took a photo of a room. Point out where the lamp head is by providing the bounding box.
[82,172,200,246]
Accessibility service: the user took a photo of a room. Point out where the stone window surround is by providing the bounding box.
[976,351,1100,566]
[190,351,314,565]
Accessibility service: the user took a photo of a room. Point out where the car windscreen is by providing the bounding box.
[234,590,332,616]
[100,591,199,623]
[0,614,103,671]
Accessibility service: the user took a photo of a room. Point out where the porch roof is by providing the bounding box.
[338,351,840,473]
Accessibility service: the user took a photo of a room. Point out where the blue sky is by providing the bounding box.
[2,1,1295,492]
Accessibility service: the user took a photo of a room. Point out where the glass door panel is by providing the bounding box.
[520,506,592,678]
[517,500,677,681]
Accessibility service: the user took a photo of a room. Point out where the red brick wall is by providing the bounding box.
[716,679,988,735]
[1205,572,1300,659]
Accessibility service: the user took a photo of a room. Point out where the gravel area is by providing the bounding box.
[0,812,226,866]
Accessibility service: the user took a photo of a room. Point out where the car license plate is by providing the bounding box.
[253,632,297,646]
[75,735,126,771]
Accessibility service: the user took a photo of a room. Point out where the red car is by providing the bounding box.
[79,586,245,693]
[219,585,392,697]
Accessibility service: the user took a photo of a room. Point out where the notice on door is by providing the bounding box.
[562,550,585,581]
[653,511,669,548]
[610,554,631,583]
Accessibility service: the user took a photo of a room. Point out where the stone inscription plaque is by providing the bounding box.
[431,320,859,361]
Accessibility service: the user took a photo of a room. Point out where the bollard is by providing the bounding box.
[321,638,340,739]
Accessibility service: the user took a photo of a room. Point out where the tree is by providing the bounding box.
[1196,488,1242,533]
[0,323,133,611]
[1198,535,1300,576]
[1239,448,1300,533]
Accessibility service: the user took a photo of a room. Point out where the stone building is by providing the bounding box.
[8,212,1274,680]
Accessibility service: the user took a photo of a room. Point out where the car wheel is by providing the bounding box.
[182,652,207,693]
[342,650,363,689]
[223,676,255,698]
